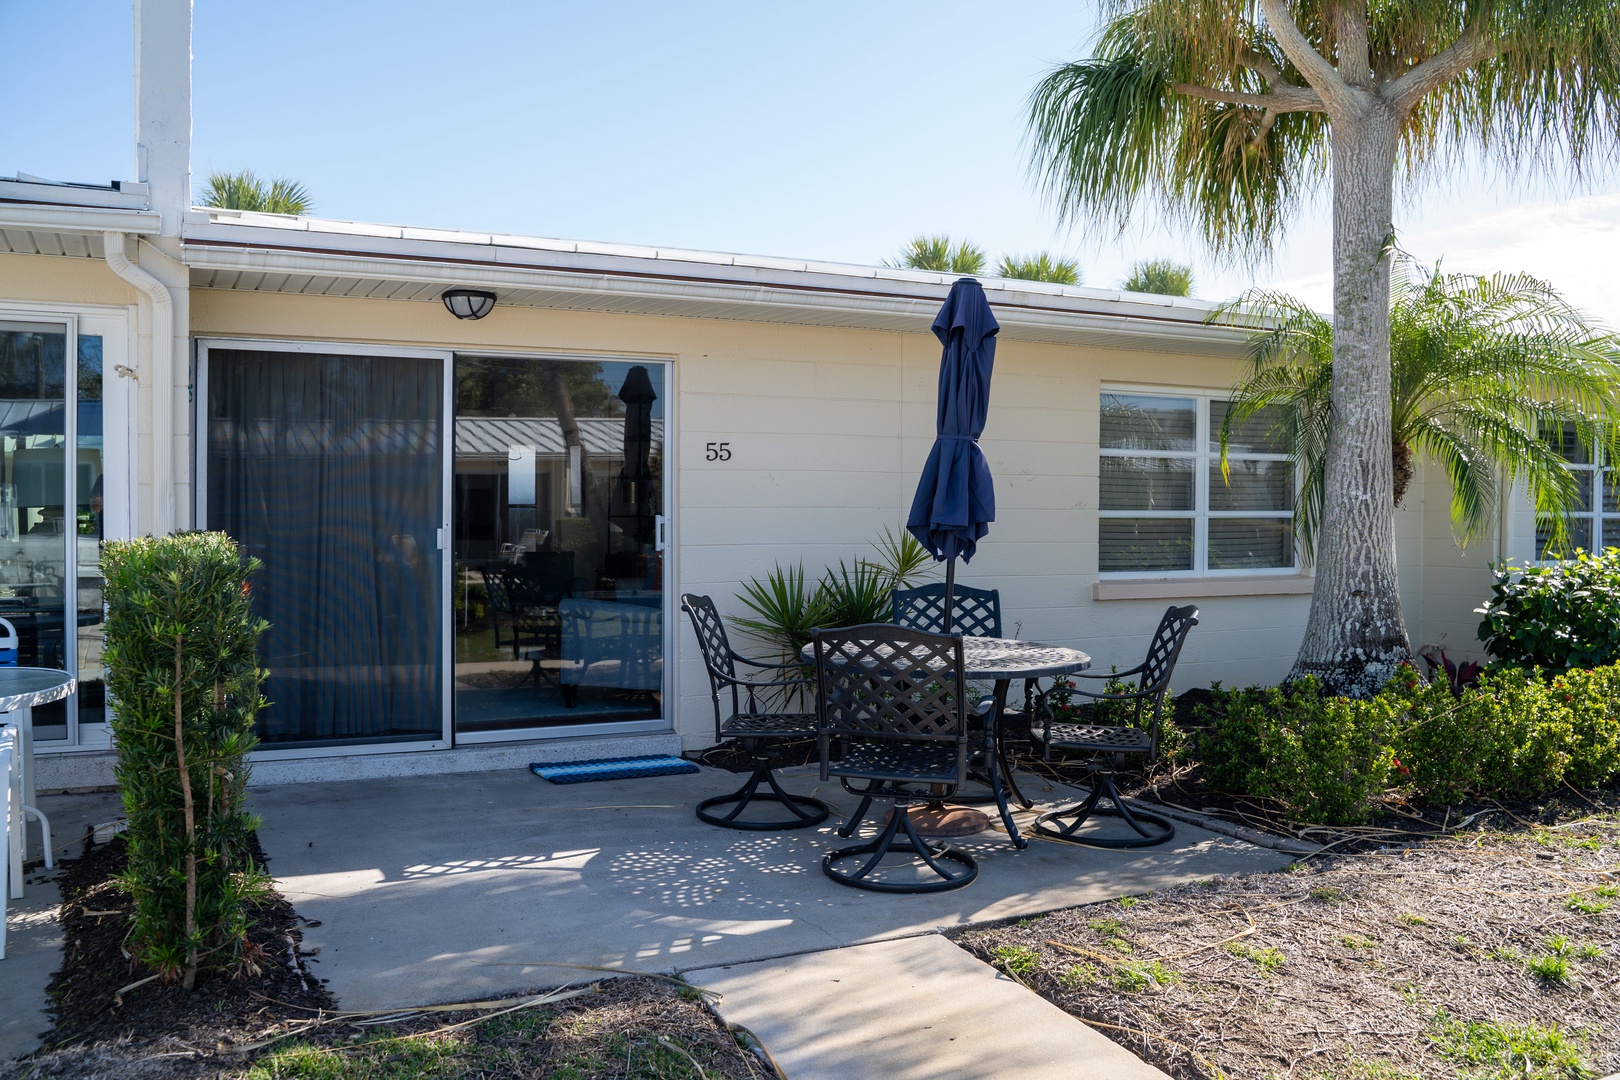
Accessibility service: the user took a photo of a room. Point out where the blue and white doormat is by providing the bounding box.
[530,755,700,784]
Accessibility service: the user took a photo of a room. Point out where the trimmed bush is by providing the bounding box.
[103,532,272,989]
[1194,679,1395,824]
[1192,662,1620,824]
[1477,550,1620,670]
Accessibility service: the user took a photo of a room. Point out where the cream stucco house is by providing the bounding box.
[3,1,1527,790]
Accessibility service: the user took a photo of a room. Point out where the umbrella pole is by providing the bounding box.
[943,558,956,634]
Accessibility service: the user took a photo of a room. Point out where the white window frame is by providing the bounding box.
[1538,425,1614,558]
[1098,385,1299,578]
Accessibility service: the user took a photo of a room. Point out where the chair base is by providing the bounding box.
[823,801,978,893]
[1032,772,1175,849]
[696,760,830,831]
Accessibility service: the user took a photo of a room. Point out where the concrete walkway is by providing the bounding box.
[691,935,1170,1079]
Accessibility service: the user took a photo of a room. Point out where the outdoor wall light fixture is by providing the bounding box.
[442,288,496,320]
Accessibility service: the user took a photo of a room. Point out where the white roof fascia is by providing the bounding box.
[181,218,1250,355]
[0,178,151,211]
[0,203,163,236]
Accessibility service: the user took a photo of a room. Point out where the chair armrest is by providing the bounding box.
[732,653,810,671]
[1070,663,1146,681]
[1061,684,1161,703]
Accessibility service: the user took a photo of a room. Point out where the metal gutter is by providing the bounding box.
[182,234,1251,354]
[0,202,162,236]
[101,232,174,533]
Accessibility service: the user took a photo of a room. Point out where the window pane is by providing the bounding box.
[1604,471,1619,514]
[1545,422,1593,465]
[78,335,106,729]
[1210,460,1294,512]
[0,323,71,741]
[1100,394,1196,451]
[1101,456,1194,510]
[1605,518,1620,550]
[1209,518,1295,570]
[1100,518,1193,572]
[1572,470,1594,512]
[1538,517,1592,558]
[1209,401,1290,454]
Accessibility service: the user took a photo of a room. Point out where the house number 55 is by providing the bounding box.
[705,442,732,462]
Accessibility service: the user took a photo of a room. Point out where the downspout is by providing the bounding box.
[102,231,174,534]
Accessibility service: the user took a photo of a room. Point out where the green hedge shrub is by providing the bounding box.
[103,532,272,989]
[1477,550,1620,670]
[1192,661,1620,824]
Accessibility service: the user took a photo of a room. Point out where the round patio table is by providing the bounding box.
[1,667,76,889]
[802,636,1091,848]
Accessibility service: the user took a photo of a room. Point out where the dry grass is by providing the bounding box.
[957,812,1620,1080]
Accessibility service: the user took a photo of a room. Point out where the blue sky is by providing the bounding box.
[7,1,1620,321]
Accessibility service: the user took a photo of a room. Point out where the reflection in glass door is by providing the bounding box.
[453,356,664,736]
[0,320,104,745]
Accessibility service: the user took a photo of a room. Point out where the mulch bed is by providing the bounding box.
[957,808,1620,1079]
[7,834,764,1079]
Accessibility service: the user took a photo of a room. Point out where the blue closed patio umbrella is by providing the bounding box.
[906,277,999,631]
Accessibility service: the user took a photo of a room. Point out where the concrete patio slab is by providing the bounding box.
[690,934,1170,1080]
[251,765,1292,1010]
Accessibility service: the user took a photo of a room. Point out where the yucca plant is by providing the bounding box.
[732,527,938,660]
[103,532,273,990]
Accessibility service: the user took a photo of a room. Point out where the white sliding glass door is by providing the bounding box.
[200,342,452,753]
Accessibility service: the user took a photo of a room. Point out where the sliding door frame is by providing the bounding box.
[0,302,135,752]
[195,337,455,760]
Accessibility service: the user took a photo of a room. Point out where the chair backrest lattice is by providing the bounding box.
[680,594,737,685]
[1138,605,1200,702]
[813,625,969,750]
[891,583,1002,639]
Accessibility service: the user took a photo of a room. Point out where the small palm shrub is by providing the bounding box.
[103,532,272,989]
[1477,551,1620,671]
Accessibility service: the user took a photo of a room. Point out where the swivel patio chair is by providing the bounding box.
[891,582,1002,639]
[892,582,1032,809]
[813,623,977,893]
[1028,604,1198,849]
[680,594,830,831]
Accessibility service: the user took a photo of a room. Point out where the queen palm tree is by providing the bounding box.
[997,252,1083,284]
[888,235,987,275]
[199,170,313,215]
[1027,1,1620,694]
[1220,257,1620,562]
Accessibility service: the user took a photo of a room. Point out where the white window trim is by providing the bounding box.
[1098,384,1302,580]
[1537,428,1615,559]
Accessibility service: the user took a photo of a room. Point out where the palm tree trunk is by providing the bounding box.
[1293,108,1412,695]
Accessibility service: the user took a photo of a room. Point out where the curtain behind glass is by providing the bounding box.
[208,350,442,747]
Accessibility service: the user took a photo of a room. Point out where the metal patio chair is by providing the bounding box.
[813,623,977,893]
[680,594,830,831]
[1028,604,1198,848]
[892,582,1034,808]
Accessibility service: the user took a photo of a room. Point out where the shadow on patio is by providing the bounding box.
[249,764,1292,1010]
